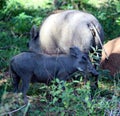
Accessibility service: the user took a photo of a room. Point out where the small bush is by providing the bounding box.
[0,78,119,115]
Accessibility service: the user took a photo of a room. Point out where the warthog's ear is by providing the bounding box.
[30,25,39,40]
[70,46,81,57]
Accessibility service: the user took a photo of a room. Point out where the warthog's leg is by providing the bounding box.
[21,75,31,104]
[12,72,20,93]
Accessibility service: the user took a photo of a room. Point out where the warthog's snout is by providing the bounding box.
[91,68,99,76]
[77,66,99,76]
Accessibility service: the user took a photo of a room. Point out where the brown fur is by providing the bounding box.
[100,37,120,76]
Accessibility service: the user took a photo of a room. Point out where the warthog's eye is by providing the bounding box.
[82,55,87,62]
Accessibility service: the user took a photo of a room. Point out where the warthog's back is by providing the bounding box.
[39,10,104,55]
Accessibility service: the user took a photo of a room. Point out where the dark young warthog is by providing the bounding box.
[10,47,98,103]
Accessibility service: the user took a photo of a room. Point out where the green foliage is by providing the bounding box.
[0,79,119,115]
[0,0,52,70]
[11,12,33,33]
[0,0,6,9]
[0,31,27,69]
[96,0,120,40]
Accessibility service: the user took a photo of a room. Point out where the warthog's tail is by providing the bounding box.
[9,59,14,78]
[88,22,109,60]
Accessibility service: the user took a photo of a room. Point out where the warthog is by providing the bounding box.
[100,37,120,76]
[28,10,104,89]
[29,10,104,55]
[10,47,98,103]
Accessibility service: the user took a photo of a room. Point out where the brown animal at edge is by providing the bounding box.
[100,37,120,76]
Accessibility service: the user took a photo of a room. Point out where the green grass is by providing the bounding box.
[5,0,51,9]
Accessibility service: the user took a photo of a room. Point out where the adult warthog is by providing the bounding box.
[29,10,104,55]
